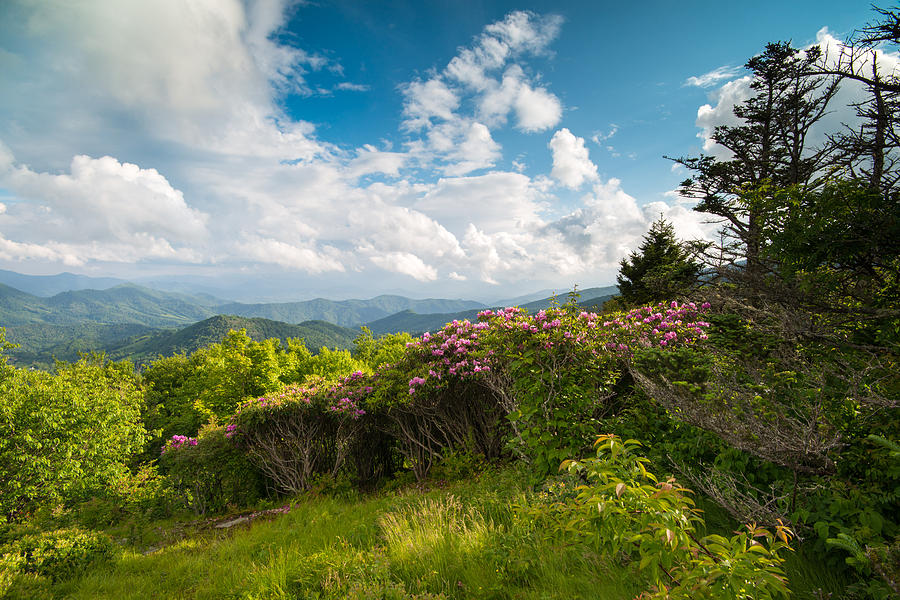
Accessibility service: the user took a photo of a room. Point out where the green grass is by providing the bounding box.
[6,468,850,599]
[48,469,643,600]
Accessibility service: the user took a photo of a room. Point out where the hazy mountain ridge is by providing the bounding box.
[5,315,358,369]
[219,295,485,327]
[105,316,358,366]
[0,269,128,297]
[366,287,619,335]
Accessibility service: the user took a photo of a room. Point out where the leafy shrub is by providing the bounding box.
[73,464,177,529]
[1,527,118,583]
[0,356,146,522]
[159,423,265,515]
[538,435,793,599]
[0,552,24,597]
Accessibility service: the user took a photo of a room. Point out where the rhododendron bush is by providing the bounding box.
[158,424,264,515]
[231,380,370,493]
[186,299,714,492]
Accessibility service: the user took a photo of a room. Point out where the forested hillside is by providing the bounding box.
[107,316,357,366]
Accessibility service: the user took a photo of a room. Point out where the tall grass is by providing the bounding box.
[49,469,642,599]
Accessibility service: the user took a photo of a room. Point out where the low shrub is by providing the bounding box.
[1,526,118,583]
[535,435,793,599]
[159,423,265,515]
[232,381,367,494]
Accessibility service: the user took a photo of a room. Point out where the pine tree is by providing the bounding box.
[616,218,701,306]
[668,42,839,285]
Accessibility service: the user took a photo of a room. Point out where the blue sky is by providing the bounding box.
[0,1,882,301]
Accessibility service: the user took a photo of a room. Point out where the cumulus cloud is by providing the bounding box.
[402,79,460,131]
[549,128,598,189]
[415,172,545,236]
[400,10,563,175]
[0,0,327,165]
[0,148,208,265]
[368,251,438,282]
[234,235,346,273]
[695,76,753,157]
[345,145,407,178]
[0,3,719,293]
[514,81,562,131]
[422,121,502,176]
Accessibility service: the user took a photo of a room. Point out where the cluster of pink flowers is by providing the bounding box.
[327,371,370,418]
[224,424,238,439]
[328,396,366,418]
[161,434,198,454]
[603,301,711,350]
[403,318,495,394]
[396,300,714,395]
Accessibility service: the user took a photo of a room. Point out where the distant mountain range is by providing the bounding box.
[216,296,485,328]
[6,316,358,369]
[0,270,618,368]
[365,286,617,335]
[0,269,127,297]
[0,282,486,329]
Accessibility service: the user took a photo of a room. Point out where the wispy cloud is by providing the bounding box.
[684,65,741,88]
[335,81,370,92]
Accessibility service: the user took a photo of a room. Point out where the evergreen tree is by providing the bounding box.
[616,218,701,306]
[669,42,839,285]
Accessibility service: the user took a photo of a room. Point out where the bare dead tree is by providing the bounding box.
[811,6,900,194]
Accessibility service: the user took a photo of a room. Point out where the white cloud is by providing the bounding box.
[415,172,545,236]
[369,251,438,281]
[335,82,370,92]
[514,81,562,132]
[549,128,598,189]
[429,121,502,176]
[345,145,407,178]
[484,11,563,55]
[0,4,723,294]
[0,149,208,265]
[401,78,460,130]
[234,235,345,273]
[591,124,618,145]
[695,76,752,157]
[0,0,327,164]
[400,10,563,174]
[684,65,741,87]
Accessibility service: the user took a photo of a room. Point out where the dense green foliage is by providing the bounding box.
[1,527,118,585]
[0,353,146,522]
